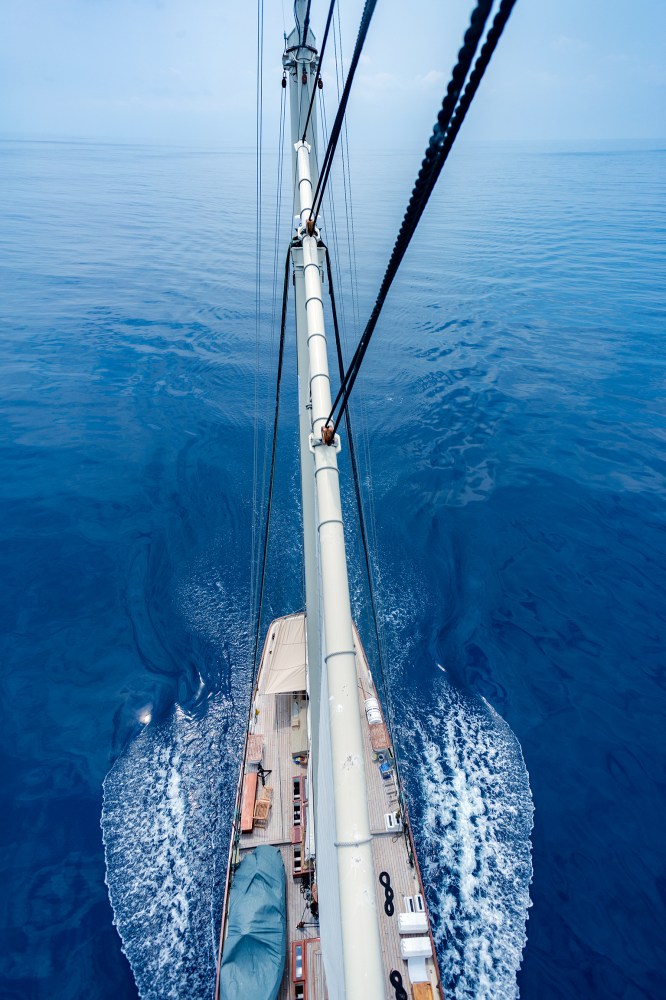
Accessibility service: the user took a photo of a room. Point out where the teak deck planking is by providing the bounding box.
[234,614,441,999]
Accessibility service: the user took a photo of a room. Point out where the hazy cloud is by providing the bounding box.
[0,0,664,143]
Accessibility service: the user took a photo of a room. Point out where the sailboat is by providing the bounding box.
[214,4,443,999]
[212,0,523,992]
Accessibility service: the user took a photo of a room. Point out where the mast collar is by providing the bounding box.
[309,430,341,453]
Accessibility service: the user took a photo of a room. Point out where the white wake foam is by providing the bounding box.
[405,679,533,999]
[101,695,244,1000]
[103,548,531,1000]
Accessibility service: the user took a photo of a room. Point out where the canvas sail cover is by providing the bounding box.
[260,615,307,695]
[218,846,286,1000]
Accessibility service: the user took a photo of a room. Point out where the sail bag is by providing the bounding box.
[219,845,286,1000]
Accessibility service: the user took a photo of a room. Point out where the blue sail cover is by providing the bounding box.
[219,845,287,1000]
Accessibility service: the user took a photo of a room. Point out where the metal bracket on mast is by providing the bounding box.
[296,222,320,241]
[308,431,341,454]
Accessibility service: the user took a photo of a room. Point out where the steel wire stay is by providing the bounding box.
[327,0,519,434]
[302,0,313,46]
[251,247,292,685]
[324,244,403,794]
[309,0,379,224]
[301,0,337,143]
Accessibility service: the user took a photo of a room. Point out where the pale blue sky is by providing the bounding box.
[1,0,664,146]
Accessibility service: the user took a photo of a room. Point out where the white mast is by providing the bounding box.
[284,5,385,997]
[283,0,323,808]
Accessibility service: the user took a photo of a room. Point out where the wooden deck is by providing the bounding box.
[354,632,440,999]
[223,613,442,1000]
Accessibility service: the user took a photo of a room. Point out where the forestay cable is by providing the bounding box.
[257,69,288,555]
[301,0,313,46]
[252,248,292,681]
[328,0,518,433]
[308,0,378,224]
[301,0,337,143]
[250,0,266,632]
[217,249,288,991]
[329,11,382,601]
[324,248,392,715]
[320,35,388,745]
[328,0,494,430]
[215,253,290,1000]
[323,245,409,826]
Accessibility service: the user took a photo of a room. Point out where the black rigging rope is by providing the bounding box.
[301,0,337,143]
[327,0,518,434]
[323,244,405,807]
[250,0,266,625]
[324,246,384,690]
[257,76,288,582]
[251,247,292,682]
[308,0,378,224]
[216,253,290,1000]
[301,0,313,46]
[269,82,288,354]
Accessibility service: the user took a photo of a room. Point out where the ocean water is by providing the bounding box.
[1,136,665,1000]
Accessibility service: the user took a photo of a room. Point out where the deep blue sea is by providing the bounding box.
[1,136,665,1000]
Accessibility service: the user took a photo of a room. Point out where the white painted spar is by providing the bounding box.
[293,136,385,1000]
[286,10,323,832]
[293,248,322,805]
